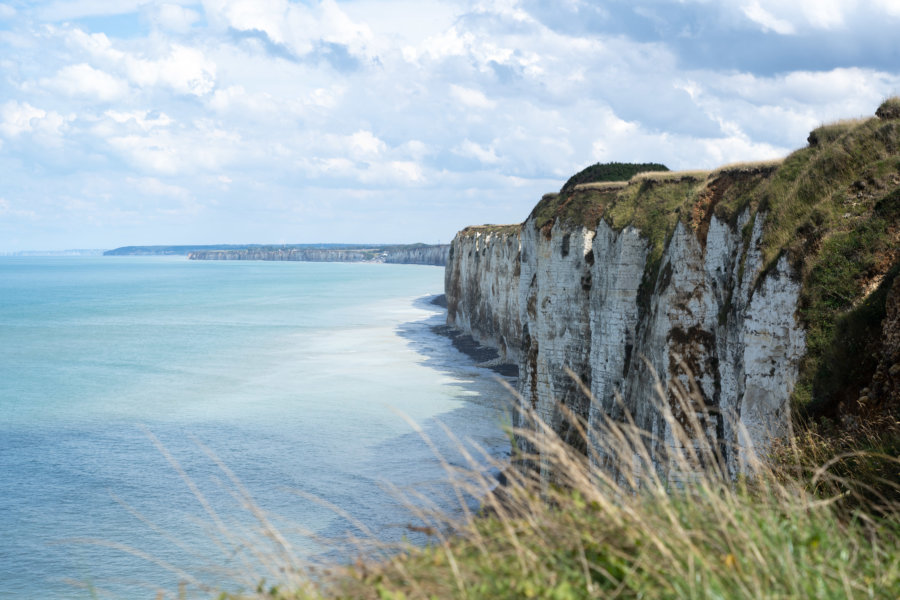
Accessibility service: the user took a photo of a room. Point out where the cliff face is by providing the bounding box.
[447,200,804,479]
[383,245,450,266]
[446,105,900,482]
[189,245,449,266]
[445,226,522,363]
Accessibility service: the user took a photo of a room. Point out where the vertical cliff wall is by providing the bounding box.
[447,180,806,480]
[445,226,523,363]
[445,106,900,482]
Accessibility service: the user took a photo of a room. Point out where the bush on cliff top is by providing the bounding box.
[559,161,669,194]
[876,96,900,121]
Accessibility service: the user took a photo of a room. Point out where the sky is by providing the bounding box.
[0,0,899,251]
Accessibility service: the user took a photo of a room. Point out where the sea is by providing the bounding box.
[0,256,513,598]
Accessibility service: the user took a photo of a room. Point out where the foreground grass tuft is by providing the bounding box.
[216,375,899,600]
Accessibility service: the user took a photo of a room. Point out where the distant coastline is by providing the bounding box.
[103,243,450,266]
[188,244,450,266]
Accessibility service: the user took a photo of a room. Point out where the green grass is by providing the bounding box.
[212,376,899,600]
[457,224,522,237]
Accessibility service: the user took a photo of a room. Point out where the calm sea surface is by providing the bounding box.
[0,257,511,598]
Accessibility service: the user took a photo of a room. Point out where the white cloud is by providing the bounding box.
[873,0,900,17]
[124,45,217,96]
[65,28,121,59]
[203,0,290,41]
[737,0,891,33]
[388,160,423,184]
[104,109,174,131]
[455,139,500,164]
[153,3,201,33]
[207,84,309,119]
[63,29,216,96]
[107,124,240,174]
[0,101,47,137]
[348,130,385,157]
[0,101,68,141]
[0,4,15,19]
[450,85,496,110]
[741,1,796,34]
[799,0,846,29]
[203,0,374,59]
[43,63,129,102]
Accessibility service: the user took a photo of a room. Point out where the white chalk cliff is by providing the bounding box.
[446,177,807,483]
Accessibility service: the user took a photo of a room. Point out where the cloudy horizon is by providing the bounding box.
[1,0,899,251]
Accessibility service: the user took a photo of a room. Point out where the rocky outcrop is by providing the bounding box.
[189,244,449,266]
[857,276,900,417]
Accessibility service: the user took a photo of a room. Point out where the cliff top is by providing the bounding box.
[458,224,522,237]
[528,99,899,273]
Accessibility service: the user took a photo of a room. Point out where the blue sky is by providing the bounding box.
[1,0,899,251]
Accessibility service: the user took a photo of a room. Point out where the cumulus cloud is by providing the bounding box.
[348,130,386,158]
[742,1,796,34]
[107,123,240,175]
[124,45,217,96]
[63,29,217,96]
[450,85,496,110]
[43,63,130,101]
[203,0,374,59]
[455,139,501,164]
[0,101,68,142]
[152,3,201,33]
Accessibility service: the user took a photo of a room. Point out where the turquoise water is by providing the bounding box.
[0,257,511,598]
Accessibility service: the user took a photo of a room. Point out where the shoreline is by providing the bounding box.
[426,295,517,378]
[426,293,517,500]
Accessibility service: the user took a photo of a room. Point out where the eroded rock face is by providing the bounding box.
[445,228,522,363]
[445,210,806,482]
[518,220,595,469]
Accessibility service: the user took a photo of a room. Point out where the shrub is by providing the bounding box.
[560,162,669,193]
[877,97,900,121]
